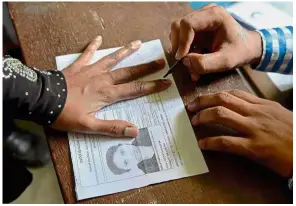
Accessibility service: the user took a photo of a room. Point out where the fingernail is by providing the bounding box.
[187,101,197,111]
[161,79,172,85]
[167,47,172,54]
[191,74,199,82]
[183,57,190,67]
[94,36,102,48]
[155,59,165,65]
[124,127,138,138]
[198,140,205,149]
[131,40,142,49]
[191,115,198,125]
[175,50,181,60]
[95,35,102,42]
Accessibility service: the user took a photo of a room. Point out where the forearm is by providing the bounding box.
[3,56,67,125]
[253,26,293,74]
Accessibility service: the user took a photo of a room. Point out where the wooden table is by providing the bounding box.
[8,2,292,204]
[243,67,292,109]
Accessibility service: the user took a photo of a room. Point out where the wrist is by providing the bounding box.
[248,31,263,67]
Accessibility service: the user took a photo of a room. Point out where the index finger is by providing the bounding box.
[93,40,142,71]
[109,59,165,84]
[198,135,251,157]
[170,20,181,54]
[113,79,172,102]
[176,6,225,60]
[176,19,195,60]
[171,3,216,57]
[187,91,251,115]
[192,106,252,134]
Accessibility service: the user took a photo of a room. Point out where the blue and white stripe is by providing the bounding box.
[255,26,293,74]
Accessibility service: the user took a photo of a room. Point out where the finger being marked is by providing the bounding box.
[114,79,172,102]
[109,59,165,84]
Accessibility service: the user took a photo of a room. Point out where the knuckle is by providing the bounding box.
[108,72,116,83]
[97,87,115,103]
[171,20,180,30]
[249,141,270,160]
[218,138,232,150]
[217,92,232,104]
[256,120,272,133]
[196,56,207,73]
[222,56,234,69]
[108,124,121,135]
[271,101,282,108]
[207,3,217,7]
[208,5,228,22]
[222,56,231,67]
[214,106,228,119]
[211,5,225,16]
[180,18,191,29]
[126,66,138,77]
[103,93,113,103]
[85,47,94,54]
[108,50,121,63]
[133,81,146,93]
[260,124,269,133]
[228,89,243,96]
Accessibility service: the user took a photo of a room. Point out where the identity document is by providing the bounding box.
[56,40,208,200]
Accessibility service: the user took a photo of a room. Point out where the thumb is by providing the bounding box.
[182,51,234,74]
[198,136,251,157]
[87,118,139,138]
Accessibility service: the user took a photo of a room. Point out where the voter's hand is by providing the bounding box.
[170,4,262,81]
[53,36,171,137]
[188,90,293,177]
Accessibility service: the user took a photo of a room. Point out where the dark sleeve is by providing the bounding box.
[3,55,67,126]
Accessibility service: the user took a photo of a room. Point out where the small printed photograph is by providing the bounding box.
[105,128,160,176]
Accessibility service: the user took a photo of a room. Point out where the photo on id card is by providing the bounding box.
[100,125,162,182]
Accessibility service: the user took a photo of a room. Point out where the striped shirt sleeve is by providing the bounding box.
[254,26,293,74]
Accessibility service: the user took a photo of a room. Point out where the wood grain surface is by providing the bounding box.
[8,2,292,203]
[243,66,292,108]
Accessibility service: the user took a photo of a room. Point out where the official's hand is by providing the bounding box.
[170,4,262,81]
[188,90,293,177]
[53,36,171,137]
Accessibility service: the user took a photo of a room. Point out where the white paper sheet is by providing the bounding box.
[227,2,293,92]
[55,39,208,200]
